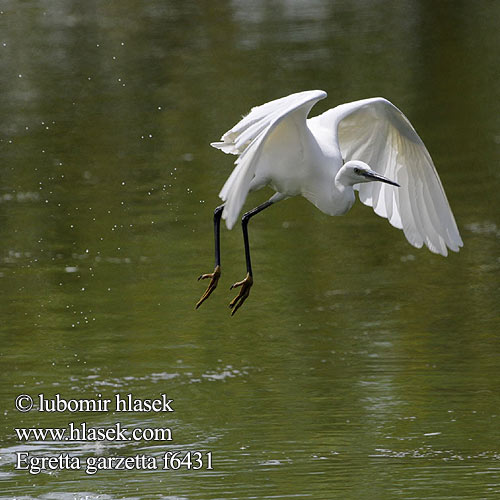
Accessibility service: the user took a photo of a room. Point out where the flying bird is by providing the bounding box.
[196,90,462,314]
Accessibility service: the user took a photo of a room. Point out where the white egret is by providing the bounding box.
[196,90,463,314]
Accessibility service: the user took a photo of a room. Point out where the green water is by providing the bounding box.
[1,1,499,499]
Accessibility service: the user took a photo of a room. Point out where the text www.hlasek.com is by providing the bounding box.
[14,392,215,475]
[15,422,172,442]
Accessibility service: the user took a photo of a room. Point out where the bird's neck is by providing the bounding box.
[326,167,355,215]
[333,183,356,215]
[302,175,355,216]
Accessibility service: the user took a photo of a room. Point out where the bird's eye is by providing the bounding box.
[354,168,361,175]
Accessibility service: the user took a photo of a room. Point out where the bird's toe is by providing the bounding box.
[229,273,253,315]
[195,266,221,309]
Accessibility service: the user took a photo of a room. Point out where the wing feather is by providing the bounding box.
[317,97,462,255]
[213,90,327,229]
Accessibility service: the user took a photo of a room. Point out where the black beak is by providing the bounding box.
[362,170,400,187]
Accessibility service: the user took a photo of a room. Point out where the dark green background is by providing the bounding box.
[1,1,499,498]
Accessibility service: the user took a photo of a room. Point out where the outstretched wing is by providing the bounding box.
[314,98,463,256]
[213,90,327,229]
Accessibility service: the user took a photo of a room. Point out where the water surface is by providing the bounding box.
[1,1,499,499]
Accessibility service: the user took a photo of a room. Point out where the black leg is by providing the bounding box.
[212,204,224,268]
[229,199,274,315]
[196,204,224,309]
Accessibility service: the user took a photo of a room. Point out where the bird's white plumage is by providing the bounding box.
[309,98,462,255]
[212,90,463,256]
[214,90,327,229]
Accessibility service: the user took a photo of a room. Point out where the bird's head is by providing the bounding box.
[338,160,400,187]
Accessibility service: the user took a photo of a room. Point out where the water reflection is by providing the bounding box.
[1,0,499,498]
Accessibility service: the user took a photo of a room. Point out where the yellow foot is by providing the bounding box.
[229,273,253,316]
[195,265,221,309]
